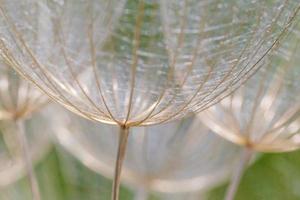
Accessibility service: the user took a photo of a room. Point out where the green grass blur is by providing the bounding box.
[2,146,300,200]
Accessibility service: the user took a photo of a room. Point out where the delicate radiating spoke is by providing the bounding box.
[0,0,298,125]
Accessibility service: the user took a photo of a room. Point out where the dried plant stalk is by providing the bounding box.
[16,120,41,200]
[0,111,51,198]
[112,126,130,200]
[224,148,253,200]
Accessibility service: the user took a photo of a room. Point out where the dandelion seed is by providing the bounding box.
[0,1,299,199]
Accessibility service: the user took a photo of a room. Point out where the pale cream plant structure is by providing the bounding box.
[53,107,242,200]
[0,0,299,199]
[0,60,51,200]
[199,26,300,200]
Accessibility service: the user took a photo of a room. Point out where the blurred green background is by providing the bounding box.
[2,145,300,200]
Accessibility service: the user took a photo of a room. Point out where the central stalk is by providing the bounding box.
[111,125,130,200]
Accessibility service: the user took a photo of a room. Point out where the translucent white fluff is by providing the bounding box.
[53,106,242,193]
[0,0,298,126]
[200,25,300,152]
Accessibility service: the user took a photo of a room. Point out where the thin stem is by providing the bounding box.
[16,120,41,200]
[111,126,130,200]
[224,148,253,200]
